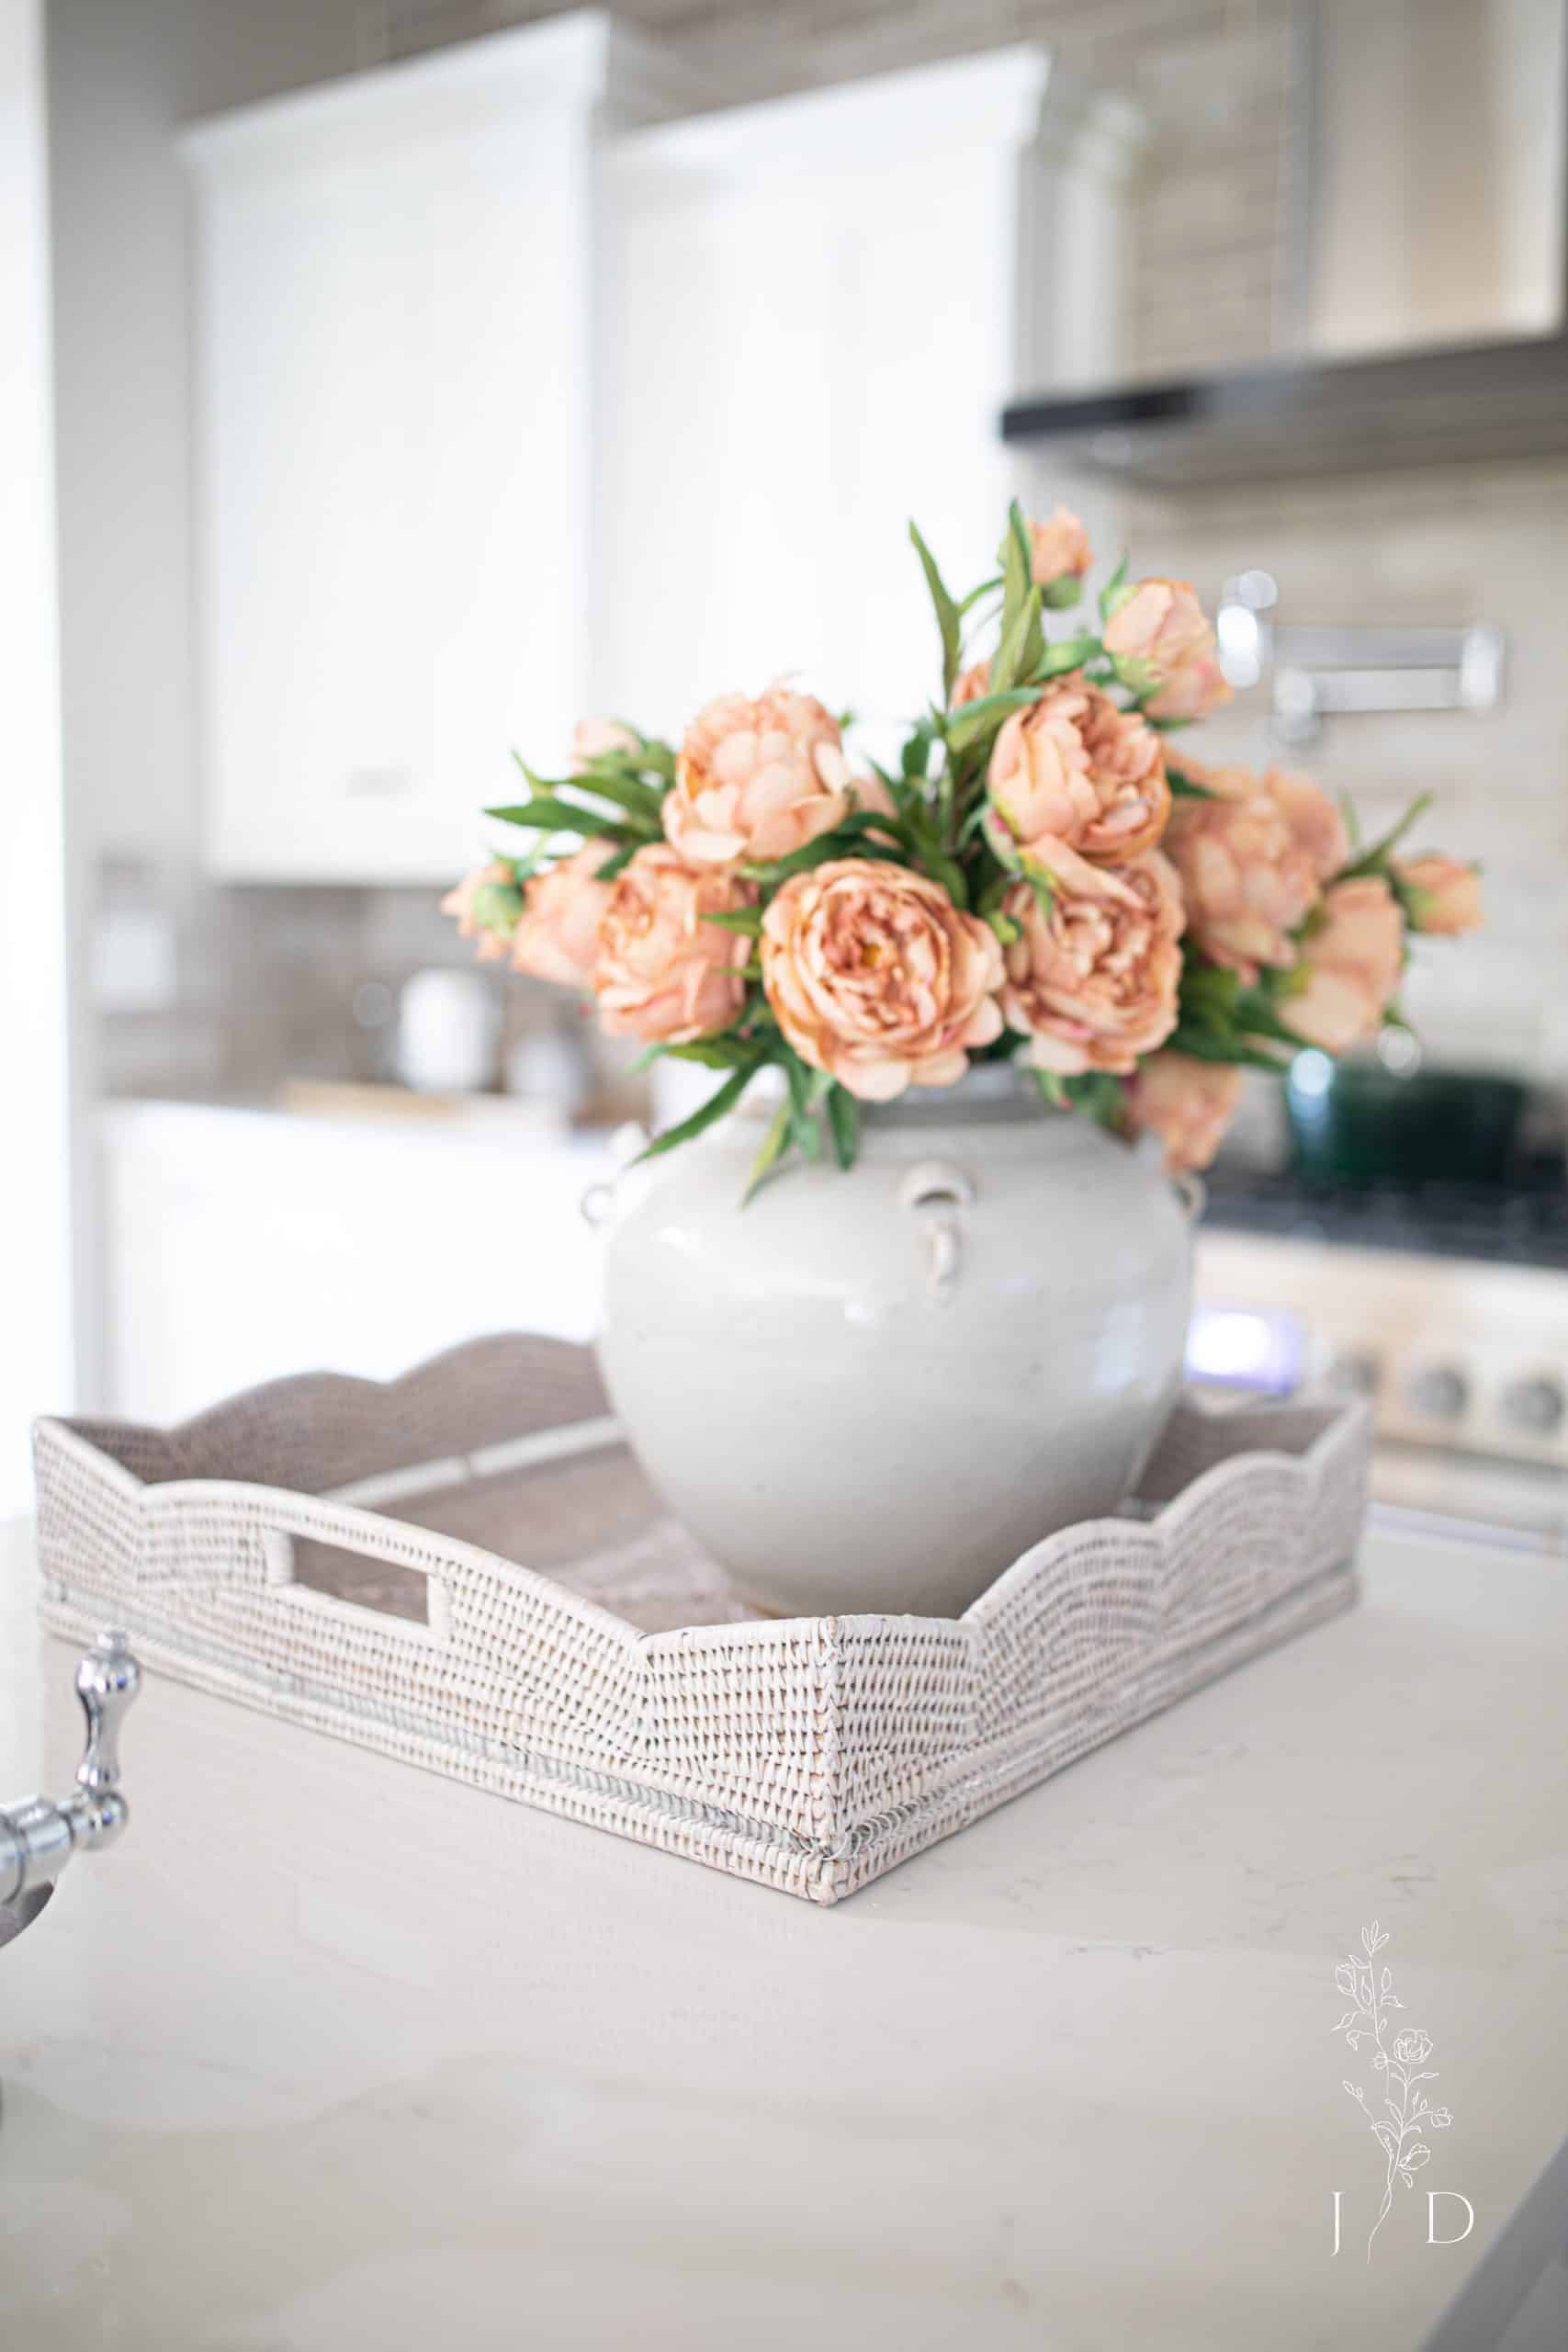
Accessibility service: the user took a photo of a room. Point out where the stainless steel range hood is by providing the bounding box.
[1004,0,1568,489]
[999,331,1568,489]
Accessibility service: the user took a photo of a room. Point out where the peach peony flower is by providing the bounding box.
[1145,655,1234,723]
[1103,578,1233,720]
[1028,506,1092,596]
[1162,759,1319,982]
[761,857,1004,1102]
[665,686,857,868]
[1000,851,1184,1076]
[1123,1051,1243,1173]
[441,861,516,964]
[510,842,615,988]
[1397,853,1483,934]
[593,842,754,1046]
[987,675,1170,871]
[1280,876,1405,1054]
[951,658,992,708]
[571,718,639,772]
[1265,765,1349,883]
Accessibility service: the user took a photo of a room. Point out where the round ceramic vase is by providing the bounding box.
[595,1072,1195,1619]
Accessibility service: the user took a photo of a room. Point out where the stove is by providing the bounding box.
[1201,1167,1568,1273]
[1190,1170,1568,1549]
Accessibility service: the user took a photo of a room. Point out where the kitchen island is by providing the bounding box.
[2,1514,1565,2351]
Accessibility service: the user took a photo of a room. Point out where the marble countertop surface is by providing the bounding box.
[2,1512,1566,2352]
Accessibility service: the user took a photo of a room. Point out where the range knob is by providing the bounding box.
[1502,1375,1565,1438]
[1404,1364,1469,1422]
[1327,1349,1379,1397]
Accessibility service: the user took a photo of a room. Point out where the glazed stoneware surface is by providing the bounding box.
[596,1084,1192,1616]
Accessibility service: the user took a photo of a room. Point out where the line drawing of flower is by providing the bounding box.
[1332,1920,1455,2259]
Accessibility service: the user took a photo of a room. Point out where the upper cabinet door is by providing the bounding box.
[594,49,1055,764]
[185,17,694,883]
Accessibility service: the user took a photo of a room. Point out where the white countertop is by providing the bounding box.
[2,1513,1566,2351]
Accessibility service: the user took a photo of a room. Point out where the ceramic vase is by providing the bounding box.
[595,1071,1195,1617]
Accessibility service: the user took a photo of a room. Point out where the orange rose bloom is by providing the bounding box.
[1000,851,1184,1076]
[441,861,515,964]
[761,858,1003,1102]
[1397,854,1483,935]
[1103,577,1233,719]
[594,844,754,1046]
[987,675,1169,871]
[1281,876,1405,1054]
[511,842,615,989]
[1124,1051,1243,1173]
[1162,760,1319,982]
[666,686,855,868]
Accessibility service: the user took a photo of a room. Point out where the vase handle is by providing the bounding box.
[897,1161,976,1298]
[1171,1170,1206,1223]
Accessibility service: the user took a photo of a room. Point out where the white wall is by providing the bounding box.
[0,0,73,1510]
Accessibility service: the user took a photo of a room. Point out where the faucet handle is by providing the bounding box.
[71,1631,140,1847]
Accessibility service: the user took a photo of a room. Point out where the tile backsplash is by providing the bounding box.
[1105,455,1568,1086]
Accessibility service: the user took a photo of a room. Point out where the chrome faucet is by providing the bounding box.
[1,1633,139,1950]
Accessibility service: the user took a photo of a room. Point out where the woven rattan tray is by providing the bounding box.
[31,1336,1369,1904]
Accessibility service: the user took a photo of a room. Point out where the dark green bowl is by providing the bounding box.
[1284,1057,1527,1190]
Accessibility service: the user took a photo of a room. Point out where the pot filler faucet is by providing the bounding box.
[1,1632,139,1951]
[1215,571,1505,749]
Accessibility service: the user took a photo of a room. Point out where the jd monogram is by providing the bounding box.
[1330,1920,1470,2261]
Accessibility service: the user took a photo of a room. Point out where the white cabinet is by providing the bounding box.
[99,1103,612,1425]
[185,15,694,882]
[594,48,1058,757]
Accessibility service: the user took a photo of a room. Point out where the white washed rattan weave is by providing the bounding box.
[31,1335,1369,1905]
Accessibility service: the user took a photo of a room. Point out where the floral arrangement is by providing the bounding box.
[445,502,1480,1191]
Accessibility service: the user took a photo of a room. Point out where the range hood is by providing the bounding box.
[1003,0,1568,491]
[998,329,1568,490]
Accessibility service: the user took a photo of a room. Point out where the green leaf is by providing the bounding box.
[661,1036,758,1069]
[1168,764,1217,798]
[992,582,1043,697]
[634,1064,758,1164]
[486,796,627,839]
[700,907,764,937]
[1064,1070,1128,1132]
[1099,556,1132,623]
[743,818,905,883]
[958,571,1003,616]
[780,1048,822,1160]
[596,839,640,881]
[995,503,1032,673]
[1034,634,1101,680]
[900,723,935,780]
[943,686,1040,753]
[562,765,665,826]
[1032,1067,1068,1109]
[742,1098,795,1204]
[1179,963,1242,1022]
[469,880,523,936]
[1041,574,1084,611]
[1166,1024,1288,1071]
[826,1084,860,1171]
[908,520,963,702]
[1338,790,1434,881]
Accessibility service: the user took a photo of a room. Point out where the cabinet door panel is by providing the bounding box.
[598,64,1037,759]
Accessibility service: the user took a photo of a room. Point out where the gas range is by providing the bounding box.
[1190,1170,1568,1549]
[1201,1168,1568,1272]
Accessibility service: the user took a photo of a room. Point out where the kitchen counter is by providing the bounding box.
[2,1514,1566,2352]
